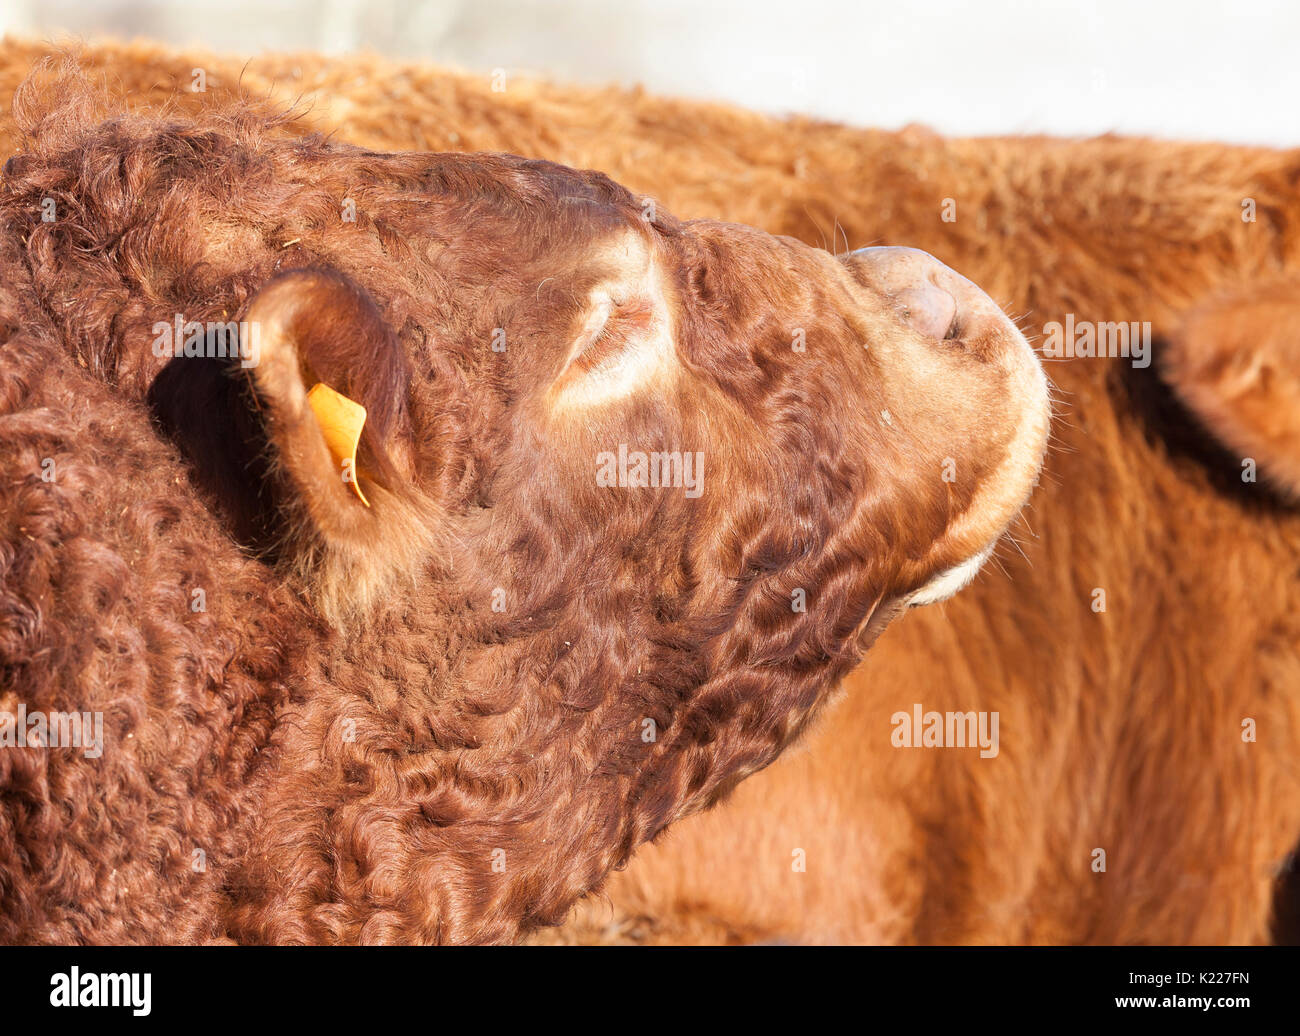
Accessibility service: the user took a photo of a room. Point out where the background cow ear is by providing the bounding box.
[244,268,434,623]
[1164,277,1300,502]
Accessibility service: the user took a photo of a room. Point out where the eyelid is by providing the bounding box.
[564,295,656,377]
[546,260,675,410]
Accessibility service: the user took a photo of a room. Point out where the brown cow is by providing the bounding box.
[3,41,1295,947]
[0,65,1046,944]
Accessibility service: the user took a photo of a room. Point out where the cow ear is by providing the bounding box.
[1164,277,1300,502]
[244,268,433,621]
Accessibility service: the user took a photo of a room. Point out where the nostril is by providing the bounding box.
[895,282,959,341]
[846,246,993,345]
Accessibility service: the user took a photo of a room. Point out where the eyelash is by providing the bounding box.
[571,298,654,374]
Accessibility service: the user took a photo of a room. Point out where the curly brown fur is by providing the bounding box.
[0,54,1046,944]
[8,37,1295,947]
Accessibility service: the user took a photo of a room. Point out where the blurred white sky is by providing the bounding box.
[0,0,1295,146]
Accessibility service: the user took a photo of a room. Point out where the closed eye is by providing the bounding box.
[563,296,656,378]
[547,255,676,411]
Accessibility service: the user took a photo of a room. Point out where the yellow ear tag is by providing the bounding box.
[306,382,371,507]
